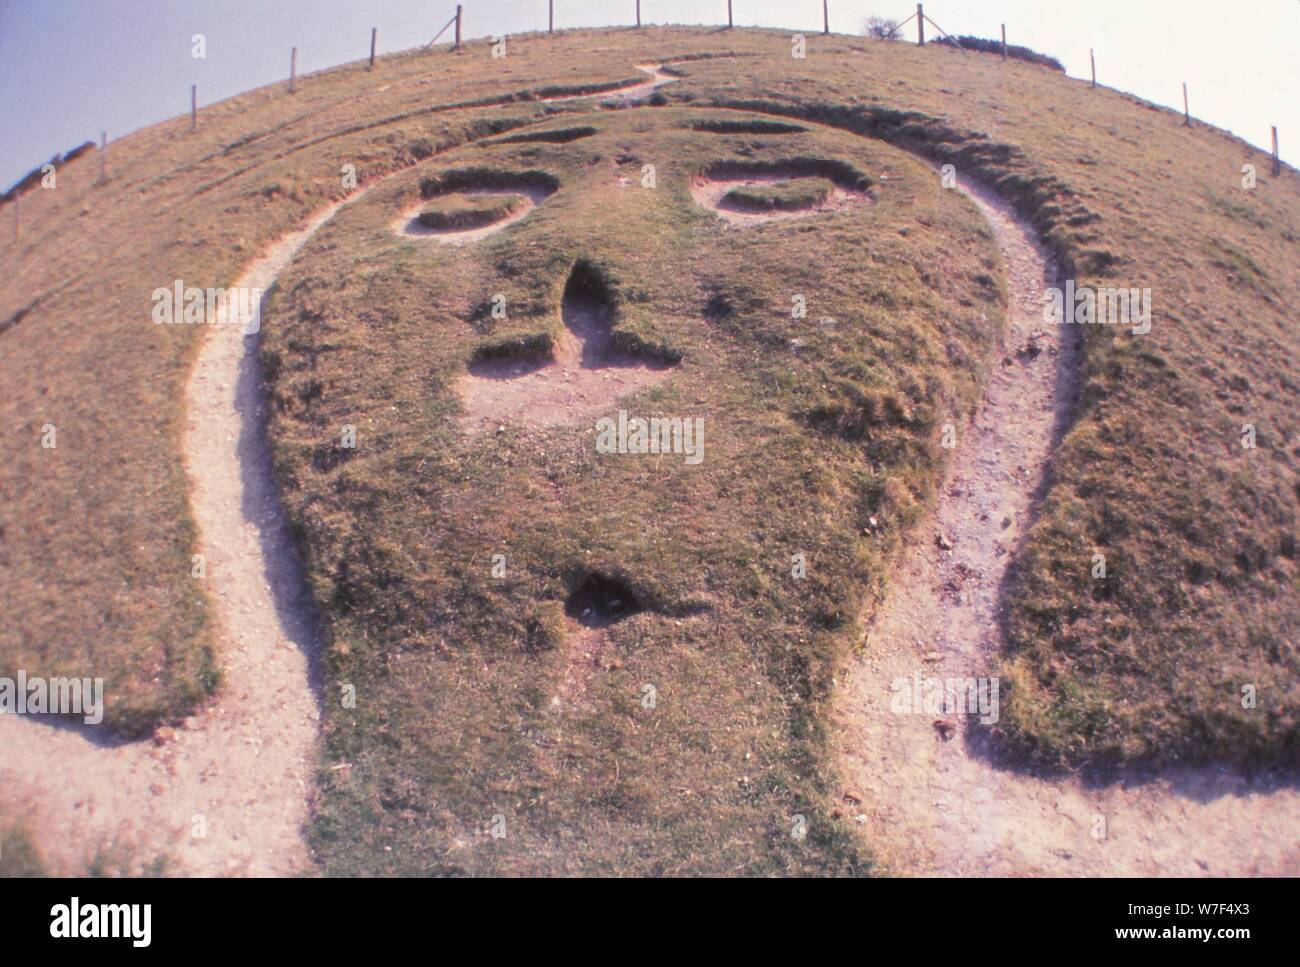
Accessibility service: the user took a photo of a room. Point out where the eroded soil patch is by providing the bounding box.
[566,573,643,627]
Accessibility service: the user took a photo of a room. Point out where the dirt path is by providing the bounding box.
[832,175,1300,877]
[0,205,348,875]
[606,64,678,102]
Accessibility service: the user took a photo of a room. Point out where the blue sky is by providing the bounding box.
[1,0,1297,188]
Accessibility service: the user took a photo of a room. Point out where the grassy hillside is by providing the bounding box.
[1,26,1296,872]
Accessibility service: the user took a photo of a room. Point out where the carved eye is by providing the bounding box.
[691,158,873,222]
[394,168,559,242]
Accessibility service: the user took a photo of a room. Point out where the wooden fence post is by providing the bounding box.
[98,131,107,185]
[636,0,641,27]
[370,28,377,68]
[1272,126,1281,176]
[454,5,462,49]
[1090,49,1096,88]
[917,4,924,45]
[289,47,297,93]
[1183,82,1190,126]
[823,0,829,34]
[549,0,553,32]
[191,84,197,129]
[727,0,732,28]
[1000,24,1007,59]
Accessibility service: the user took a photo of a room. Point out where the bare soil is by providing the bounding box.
[604,64,678,102]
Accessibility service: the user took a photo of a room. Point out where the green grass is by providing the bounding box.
[0,820,171,877]
[0,32,703,737]
[416,192,526,230]
[721,177,835,211]
[0,823,47,877]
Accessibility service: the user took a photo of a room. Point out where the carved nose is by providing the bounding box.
[561,260,616,365]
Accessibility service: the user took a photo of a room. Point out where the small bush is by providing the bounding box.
[864,16,902,40]
[2,140,96,203]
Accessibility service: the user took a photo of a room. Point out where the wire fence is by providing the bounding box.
[163,3,883,154]
[176,1,979,125]
[188,0,1282,180]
